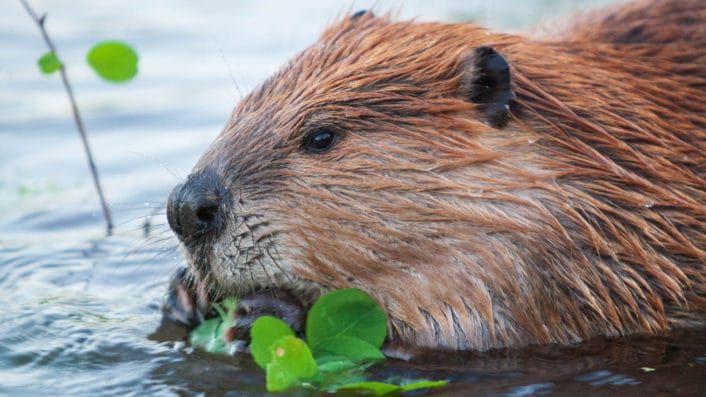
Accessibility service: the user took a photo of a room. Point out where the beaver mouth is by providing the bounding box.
[189,248,328,343]
[163,266,310,344]
[180,236,325,313]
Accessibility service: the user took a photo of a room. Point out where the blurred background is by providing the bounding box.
[0,0,621,239]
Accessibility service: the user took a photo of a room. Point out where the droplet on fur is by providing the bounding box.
[643,201,654,209]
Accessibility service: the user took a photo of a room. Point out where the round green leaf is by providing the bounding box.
[306,288,387,352]
[265,336,320,392]
[315,335,385,363]
[38,51,61,74]
[86,41,138,82]
[250,316,296,369]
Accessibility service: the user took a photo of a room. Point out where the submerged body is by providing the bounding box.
[166,0,706,351]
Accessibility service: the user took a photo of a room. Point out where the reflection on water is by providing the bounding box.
[1,0,704,395]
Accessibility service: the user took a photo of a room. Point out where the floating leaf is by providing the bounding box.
[250,316,295,369]
[335,381,401,395]
[641,367,656,372]
[398,380,449,393]
[336,379,448,395]
[265,336,320,392]
[316,354,380,392]
[306,288,387,353]
[38,51,61,74]
[86,41,138,82]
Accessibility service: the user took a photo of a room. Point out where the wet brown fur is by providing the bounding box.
[189,0,706,350]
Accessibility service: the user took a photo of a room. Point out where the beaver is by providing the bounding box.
[164,0,706,351]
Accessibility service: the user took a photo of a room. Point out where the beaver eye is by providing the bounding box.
[304,129,339,153]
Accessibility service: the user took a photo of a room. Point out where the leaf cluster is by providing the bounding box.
[39,41,138,83]
[191,289,448,395]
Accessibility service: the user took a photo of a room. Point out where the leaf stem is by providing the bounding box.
[19,0,114,235]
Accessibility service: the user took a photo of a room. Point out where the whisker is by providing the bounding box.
[243,217,279,301]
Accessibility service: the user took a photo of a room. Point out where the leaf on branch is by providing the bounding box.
[87,41,138,83]
[37,51,61,74]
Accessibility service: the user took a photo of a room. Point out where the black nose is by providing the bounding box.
[167,168,230,243]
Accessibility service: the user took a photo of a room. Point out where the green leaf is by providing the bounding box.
[38,51,61,74]
[189,317,229,354]
[317,358,372,392]
[316,354,364,375]
[250,316,295,369]
[335,381,401,395]
[335,379,448,395]
[641,367,656,372]
[315,335,385,362]
[214,297,238,338]
[86,41,138,82]
[189,297,238,355]
[217,296,238,318]
[188,292,451,394]
[306,288,387,353]
[399,380,449,392]
[265,336,320,392]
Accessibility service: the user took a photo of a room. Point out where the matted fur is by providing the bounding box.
[184,0,706,350]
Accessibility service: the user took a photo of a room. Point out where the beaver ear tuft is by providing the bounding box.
[350,10,374,20]
[459,46,514,128]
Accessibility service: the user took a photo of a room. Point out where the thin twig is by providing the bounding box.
[20,0,114,235]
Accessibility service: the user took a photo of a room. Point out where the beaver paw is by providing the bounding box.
[161,267,216,329]
[161,269,306,350]
[223,290,306,345]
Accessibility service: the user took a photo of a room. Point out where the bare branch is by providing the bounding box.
[20,0,114,235]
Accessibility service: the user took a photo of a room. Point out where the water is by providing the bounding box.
[2,0,704,395]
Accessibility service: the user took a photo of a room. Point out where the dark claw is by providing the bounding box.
[161,267,215,329]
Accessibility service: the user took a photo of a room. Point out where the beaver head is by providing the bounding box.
[167,10,706,350]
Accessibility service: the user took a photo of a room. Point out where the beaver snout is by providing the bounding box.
[167,168,231,244]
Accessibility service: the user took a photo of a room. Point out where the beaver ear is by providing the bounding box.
[350,10,374,20]
[459,46,513,128]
